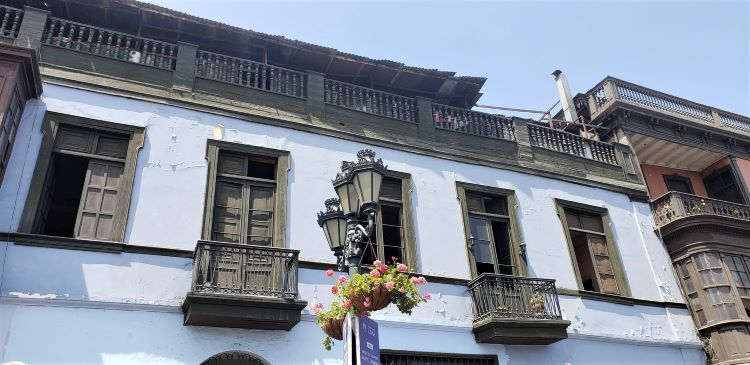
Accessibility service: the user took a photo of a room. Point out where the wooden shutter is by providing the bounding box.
[588,234,620,294]
[247,185,274,246]
[212,180,243,243]
[74,160,123,240]
[33,158,57,234]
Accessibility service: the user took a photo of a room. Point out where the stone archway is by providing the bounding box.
[200,352,269,365]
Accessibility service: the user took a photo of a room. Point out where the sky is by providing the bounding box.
[143,0,750,117]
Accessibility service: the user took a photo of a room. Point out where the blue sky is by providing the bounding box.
[145,0,749,117]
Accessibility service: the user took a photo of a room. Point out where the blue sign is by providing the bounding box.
[358,316,380,365]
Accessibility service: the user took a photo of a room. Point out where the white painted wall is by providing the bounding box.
[0,303,702,365]
[0,83,704,363]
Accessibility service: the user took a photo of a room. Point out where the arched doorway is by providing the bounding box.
[200,352,269,365]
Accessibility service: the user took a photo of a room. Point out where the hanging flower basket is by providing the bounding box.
[349,282,390,312]
[314,258,431,350]
[320,316,344,340]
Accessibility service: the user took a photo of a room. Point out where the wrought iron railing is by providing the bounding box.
[651,191,750,228]
[468,273,564,322]
[0,5,22,39]
[527,123,618,165]
[587,78,750,135]
[432,103,516,141]
[191,241,300,299]
[324,79,416,122]
[41,17,178,70]
[196,51,306,98]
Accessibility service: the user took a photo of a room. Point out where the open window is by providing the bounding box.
[20,113,143,242]
[457,182,525,278]
[557,201,629,296]
[357,172,417,269]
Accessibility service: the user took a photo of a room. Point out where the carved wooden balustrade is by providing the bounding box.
[468,273,564,322]
[41,17,178,70]
[587,77,750,135]
[324,79,416,122]
[196,51,306,98]
[432,103,516,140]
[651,192,750,228]
[0,5,22,39]
[527,123,617,164]
[191,241,300,299]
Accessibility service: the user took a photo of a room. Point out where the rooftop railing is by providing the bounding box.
[527,123,618,165]
[587,78,750,135]
[432,103,516,141]
[468,273,564,322]
[324,79,416,122]
[41,17,178,70]
[196,51,306,98]
[651,192,750,228]
[191,241,300,299]
[0,5,22,39]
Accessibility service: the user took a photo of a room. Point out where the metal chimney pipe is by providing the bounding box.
[552,70,579,123]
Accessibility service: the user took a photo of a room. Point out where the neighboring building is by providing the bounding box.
[573,78,750,364]
[0,1,720,364]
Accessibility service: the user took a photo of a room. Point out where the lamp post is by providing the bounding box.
[317,149,387,276]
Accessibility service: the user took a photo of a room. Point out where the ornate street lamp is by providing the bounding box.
[317,149,387,275]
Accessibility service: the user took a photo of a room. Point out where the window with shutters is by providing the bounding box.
[357,173,417,269]
[557,202,629,296]
[456,182,526,278]
[202,141,290,248]
[22,119,143,242]
[0,88,24,185]
[678,259,708,326]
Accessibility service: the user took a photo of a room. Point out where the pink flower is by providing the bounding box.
[338,275,347,284]
[385,281,395,290]
[312,302,324,315]
[379,264,388,272]
[370,269,381,278]
[391,256,398,263]
[358,310,366,317]
[399,287,406,294]
[326,269,334,277]
[373,260,382,267]
[423,293,432,301]
[343,300,352,309]
[396,263,408,272]
[418,276,427,284]
[314,302,324,309]
[331,285,339,294]
[410,277,419,284]
[364,296,371,308]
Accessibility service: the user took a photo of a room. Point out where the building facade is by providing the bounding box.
[0,1,723,364]
[574,78,750,364]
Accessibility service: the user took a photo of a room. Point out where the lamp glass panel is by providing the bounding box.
[353,169,383,206]
[323,216,347,250]
[335,182,360,215]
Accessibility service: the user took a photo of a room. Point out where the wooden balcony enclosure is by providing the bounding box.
[468,273,570,345]
[182,241,307,331]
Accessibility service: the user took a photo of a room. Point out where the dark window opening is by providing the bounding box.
[247,156,276,180]
[42,154,88,237]
[704,167,744,204]
[491,221,513,275]
[358,178,405,266]
[664,175,694,194]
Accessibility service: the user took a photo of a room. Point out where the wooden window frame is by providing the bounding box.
[456,182,527,279]
[360,170,417,270]
[19,112,144,242]
[555,199,631,297]
[663,174,694,195]
[201,140,289,248]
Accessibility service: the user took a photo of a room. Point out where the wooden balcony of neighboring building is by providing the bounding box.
[468,273,570,345]
[652,191,750,230]
[182,241,307,331]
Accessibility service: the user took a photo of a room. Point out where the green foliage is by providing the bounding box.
[314,258,430,350]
